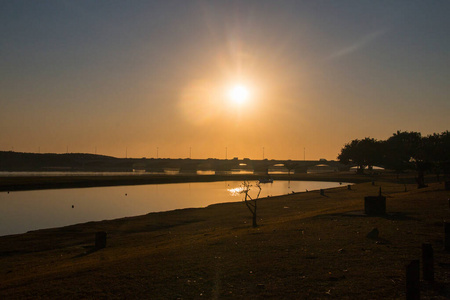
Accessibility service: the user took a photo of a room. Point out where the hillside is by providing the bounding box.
[0,151,122,172]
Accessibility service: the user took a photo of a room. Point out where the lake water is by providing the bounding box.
[0,180,349,236]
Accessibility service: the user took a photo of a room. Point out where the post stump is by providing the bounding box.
[406,260,420,300]
[422,243,434,281]
[445,222,450,251]
[445,181,450,191]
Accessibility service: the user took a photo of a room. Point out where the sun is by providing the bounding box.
[228,84,250,105]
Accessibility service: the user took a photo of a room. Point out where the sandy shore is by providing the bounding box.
[1,174,449,299]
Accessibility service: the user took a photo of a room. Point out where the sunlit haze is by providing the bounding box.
[228,85,250,105]
[1,1,449,160]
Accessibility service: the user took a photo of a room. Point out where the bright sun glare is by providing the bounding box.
[228,85,250,105]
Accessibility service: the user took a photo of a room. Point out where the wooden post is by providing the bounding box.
[445,221,450,251]
[320,189,324,196]
[445,181,450,191]
[347,185,351,190]
[422,243,434,281]
[364,196,386,216]
[406,260,420,300]
[95,231,107,249]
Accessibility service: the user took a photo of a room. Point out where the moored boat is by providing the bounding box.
[258,178,273,184]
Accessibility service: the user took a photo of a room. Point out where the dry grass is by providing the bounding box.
[1,179,449,299]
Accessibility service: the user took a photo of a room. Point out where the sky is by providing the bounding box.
[1,1,449,160]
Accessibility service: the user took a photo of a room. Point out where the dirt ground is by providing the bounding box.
[1,176,449,299]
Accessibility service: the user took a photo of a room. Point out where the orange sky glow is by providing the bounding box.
[1,1,449,160]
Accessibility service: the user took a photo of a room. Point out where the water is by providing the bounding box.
[0,171,146,177]
[0,180,349,236]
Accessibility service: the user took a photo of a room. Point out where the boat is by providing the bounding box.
[258,178,273,184]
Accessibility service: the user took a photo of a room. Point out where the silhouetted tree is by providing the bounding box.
[440,131,450,179]
[337,138,382,174]
[382,131,431,187]
[338,130,449,187]
[240,181,261,228]
[383,131,422,174]
[422,131,450,181]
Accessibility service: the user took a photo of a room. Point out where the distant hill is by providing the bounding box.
[0,151,131,172]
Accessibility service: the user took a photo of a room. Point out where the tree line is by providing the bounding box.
[337,130,450,186]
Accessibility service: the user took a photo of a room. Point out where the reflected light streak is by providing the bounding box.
[227,186,246,196]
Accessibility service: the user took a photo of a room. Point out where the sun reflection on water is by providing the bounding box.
[227,186,246,196]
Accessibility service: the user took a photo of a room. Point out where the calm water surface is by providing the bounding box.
[0,180,349,236]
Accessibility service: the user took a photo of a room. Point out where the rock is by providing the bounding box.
[366,227,379,239]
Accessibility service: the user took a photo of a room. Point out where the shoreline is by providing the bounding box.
[0,171,401,192]
[1,180,353,237]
